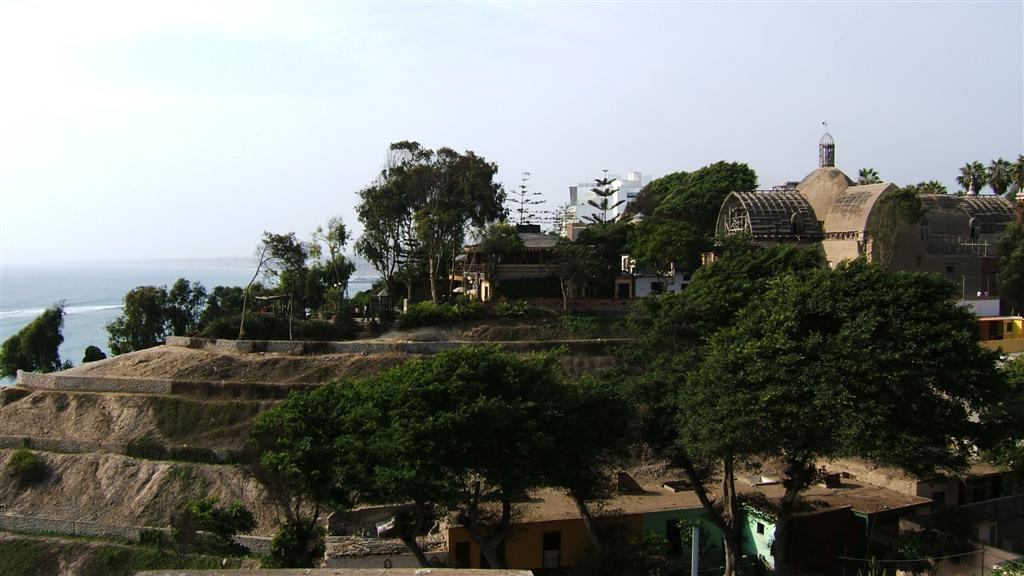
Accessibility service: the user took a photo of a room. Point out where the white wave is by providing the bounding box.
[0,305,122,318]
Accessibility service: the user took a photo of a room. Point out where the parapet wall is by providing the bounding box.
[166,335,628,355]
[0,513,272,554]
[15,370,314,400]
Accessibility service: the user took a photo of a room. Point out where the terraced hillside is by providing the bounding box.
[0,331,624,545]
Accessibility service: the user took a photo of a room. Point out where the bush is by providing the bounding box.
[6,448,46,485]
[187,497,255,553]
[199,314,359,342]
[124,438,221,463]
[138,529,164,548]
[492,299,549,318]
[398,301,486,328]
[264,518,325,568]
[82,345,107,363]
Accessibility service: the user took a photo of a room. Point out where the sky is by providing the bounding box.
[1,1,1022,265]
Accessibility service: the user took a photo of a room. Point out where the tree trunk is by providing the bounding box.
[428,255,439,304]
[238,249,267,339]
[773,458,813,576]
[560,278,569,312]
[396,501,432,568]
[680,454,742,576]
[572,493,603,555]
[463,484,510,569]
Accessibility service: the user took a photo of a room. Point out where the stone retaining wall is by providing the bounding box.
[16,370,311,401]
[167,335,629,355]
[0,436,240,464]
[0,513,272,554]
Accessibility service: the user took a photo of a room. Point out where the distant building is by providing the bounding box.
[567,171,646,238]
[714,132,1015,296]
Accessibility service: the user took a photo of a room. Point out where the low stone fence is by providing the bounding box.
[16,370,312,401]
[167,336,629,356]
[0,513,272,554]
[0,435,241,464]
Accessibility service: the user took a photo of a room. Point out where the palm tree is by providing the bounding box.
[858,168,881,185]
[1009,154,1024,199]
[957,162,986,195]
[920,180,948,195]
[987,158,1013,196]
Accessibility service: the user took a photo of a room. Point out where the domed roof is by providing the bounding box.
[820,131,835,147]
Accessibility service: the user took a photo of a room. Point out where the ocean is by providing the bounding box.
[0,260,379,383]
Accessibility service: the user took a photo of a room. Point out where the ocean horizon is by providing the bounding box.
[0,259,379,383]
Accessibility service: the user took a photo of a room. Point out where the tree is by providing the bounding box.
[82,345,106,363]
[868,186,924,268]
[1010,155,1024,199]
[997,222,1024,315]
[552,239,604,310]
[166,278,207,337]
[655,161,758,235]
[902,181,948,195]
[623,240,825,576]
[355,157,418,304]
[629,216,709,289]
[311,216,357,314]
[982,356,1024,486]
[583,173,624,224]
[957,161,987,195]
[858,167,881,185]
[683,260,998,575]
[476,221,525,294]
[382,141,506,303]
[187,496,256,552]
[0,304,69,377]
[106,286,168,355]
[631,171,688,217]
[988,158,1014,196]
[199,286,245,328]
[253,347,609,569]
[508,171,544,225]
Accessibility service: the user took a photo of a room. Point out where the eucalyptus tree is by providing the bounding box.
[958,161,987,195]
[361,141,505,304]
[1,304,69,376]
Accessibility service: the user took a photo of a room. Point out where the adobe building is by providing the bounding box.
[715,132,1016,296]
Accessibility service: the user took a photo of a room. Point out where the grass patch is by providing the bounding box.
[5,448,47,486]
[0,539,59,576]
[150,397,264,442]
[79,543,243,576]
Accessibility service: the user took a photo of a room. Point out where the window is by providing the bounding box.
[542,531,561,568]
[756,522,765,535]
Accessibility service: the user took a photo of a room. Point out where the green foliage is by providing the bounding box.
[106,285,169,355]
[0,304,68,377]
[264,518,326,568]
[552,239,604,307]
[629,216,709,275]
[998,222,1024,315]
[166,279,207,337]
[199,313,358,341]
[656,161,757,234]
[988,158,1014,196]
[992,562,1024,576]
[858,167,882,185]
[397,301,486,328]
[869,186,924,268]
[572,528,668,576]
[582,175,624,224]
[198,285,246,327]
[138,529,164,548]
[632,170,688,216]
[6,448,47,486]
[0,539,59,576]
[688,259,997,475]
[982,356,1024,484]
[82,345,107,363]
[478,221,525,263]
[577,220,633,283]
[958,161,987,195]
[901,180,948,195]
[186,497,255,552]
[253,346,622,567]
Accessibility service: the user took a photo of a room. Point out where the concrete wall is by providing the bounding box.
[16,369,313,401]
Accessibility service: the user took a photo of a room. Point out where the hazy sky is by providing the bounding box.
[2,1,1021,265]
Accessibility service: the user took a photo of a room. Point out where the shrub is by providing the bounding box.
[264,518,325,568]
[187,497,255,553]
[398,301,486,328]
[6,448,46,485]
[199,314,359,342]
[82,345,107,363]
[138,529,164,548]
[492,299,549,318]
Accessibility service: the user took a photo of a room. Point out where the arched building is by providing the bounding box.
[715,132,1016,296]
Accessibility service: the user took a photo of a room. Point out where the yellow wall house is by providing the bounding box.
[978,316,1024,353]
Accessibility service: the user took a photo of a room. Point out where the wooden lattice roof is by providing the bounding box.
[718,190,823,240]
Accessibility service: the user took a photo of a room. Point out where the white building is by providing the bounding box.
[568,171,646,226]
